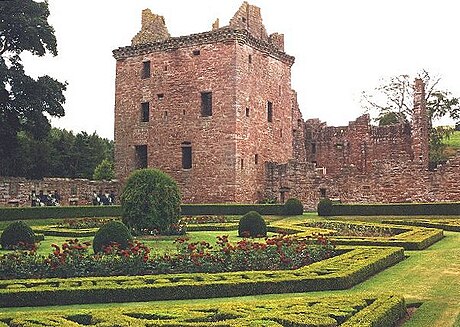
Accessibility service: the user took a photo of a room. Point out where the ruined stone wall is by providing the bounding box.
[0,177,120,207]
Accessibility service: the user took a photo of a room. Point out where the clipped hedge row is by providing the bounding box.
[271,219,444,250]
[0,294,405,327]
[0,206,122,221]
[330,202,460,216]
[32,226,98,237]
[0,246,404,307]
[0,204,286,221]
[382,219,460,232]
[181,204,284,216]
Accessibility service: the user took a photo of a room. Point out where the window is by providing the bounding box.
[255,154,259,164]
[201,91,212,117]
[280,129,283,138]
[141,102,149,122]
[240,158,244,170]
[267,101,273,122]
[193,49,201,56]
[248,54,252,63]
[245,108,250,117]
[141,61,151,79]
[163,111,168,120]
[311,142,317,154]
[157,93,164,100]
[320,188,327,198]
[181,142,192,169]
[135,145,148,169]
[242,17,246,23]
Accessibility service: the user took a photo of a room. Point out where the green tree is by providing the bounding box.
[93,159,115,180]
[361,70,460,166]
[121,169,181,235]
[0,0,67,176]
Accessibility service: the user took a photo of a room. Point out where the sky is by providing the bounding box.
[22,0,460,140]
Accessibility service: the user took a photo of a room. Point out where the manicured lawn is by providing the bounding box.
[1,214,459,326]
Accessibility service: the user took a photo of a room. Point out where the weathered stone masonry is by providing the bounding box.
[113,2,460,209]
[113,2,295,204]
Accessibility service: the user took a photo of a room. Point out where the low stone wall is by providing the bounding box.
[0,177,120,207]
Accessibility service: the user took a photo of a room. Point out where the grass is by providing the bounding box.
[445,130,460,148]
[0,214,459,326]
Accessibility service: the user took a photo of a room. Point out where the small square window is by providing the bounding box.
[193,49,201,56]
[157,94,164,100]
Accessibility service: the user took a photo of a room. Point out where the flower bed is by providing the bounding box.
[382,218,460,232]
[306,221,403,237]
[0,234,335,279]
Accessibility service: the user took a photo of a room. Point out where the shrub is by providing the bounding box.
[283,198,303,215]
[121,168,181,235]
[0,221,36,249]
[317,198,333,216]
[93,221,133,253]
[0,221,35,249]
[238,211,267,237]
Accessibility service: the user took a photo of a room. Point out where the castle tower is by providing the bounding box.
[411,78,430,167]
[113,3,295,203]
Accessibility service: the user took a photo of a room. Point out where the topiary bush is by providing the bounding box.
[317,198,333,216]
[93,221,133,253]
[283,198,304,216]
[121,168,181,235]
[238,211,267,238]
[0,221,36,249]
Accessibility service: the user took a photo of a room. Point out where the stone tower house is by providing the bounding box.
[113,2,297,203]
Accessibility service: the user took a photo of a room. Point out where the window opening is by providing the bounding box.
[255,154,259,164]
[135,145,148,169]
[141,61,151,79]
[181,142,192,169]
[193,49,201,56]
[267,101,273,122]
[245,108,250,117]
[141,102,149,122]
[201,91,212,117]
[157,94,164,100]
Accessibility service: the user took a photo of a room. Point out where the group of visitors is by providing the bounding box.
[92,190,116,206]
[31,190,60,207]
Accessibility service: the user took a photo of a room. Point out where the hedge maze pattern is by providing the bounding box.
[0,294,405,327]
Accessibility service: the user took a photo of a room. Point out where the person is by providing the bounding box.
[38,190,47,206]
[52,190,61,205]
[109,190,116,205]
[101,190,110,205]
[30,190,38,207]
[97,190,105,205]
[92,190,99,206]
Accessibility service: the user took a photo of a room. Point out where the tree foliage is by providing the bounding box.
[0,0,67,176]
[121,169,181,235]
[93,159,115,181]
[361,70,460,167]
[361,70,460,124]
[6,128,113,179]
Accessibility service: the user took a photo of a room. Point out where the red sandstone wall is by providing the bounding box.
[115,41,238,203]
[0,177,120,207]
[234,43,294,202]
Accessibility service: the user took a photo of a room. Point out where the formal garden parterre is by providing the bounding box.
[1,188,459,325]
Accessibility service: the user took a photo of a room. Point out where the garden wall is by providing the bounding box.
[0,177,120,207]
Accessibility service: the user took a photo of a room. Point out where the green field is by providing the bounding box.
[445,130,460,148]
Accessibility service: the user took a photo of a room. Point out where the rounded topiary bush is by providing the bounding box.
[0,221,36,249]
[238,211,267,238]
[317,198,333,216]
[283,198,304,216]
[93,221,133,253]
[121,168,181,235]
